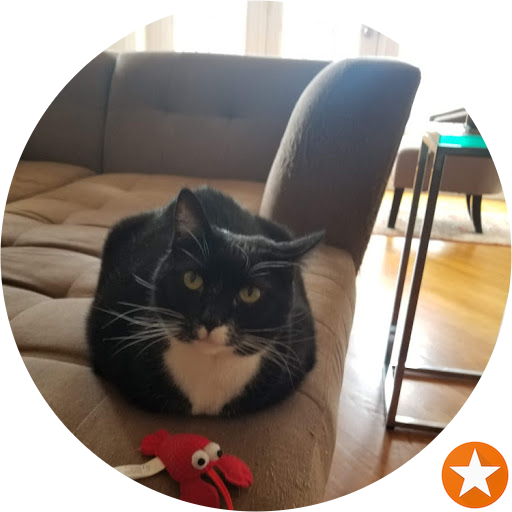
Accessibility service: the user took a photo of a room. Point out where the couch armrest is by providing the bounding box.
[260,58,420,270]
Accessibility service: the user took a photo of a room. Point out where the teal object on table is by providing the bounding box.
[438,133,487,149]
[427,121,488,149]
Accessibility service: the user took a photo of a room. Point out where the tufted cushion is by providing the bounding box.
[6,161,95,203]
[103,53,327,181]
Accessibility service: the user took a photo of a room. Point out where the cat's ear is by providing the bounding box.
[172,188,211,242]
[275,230,325,261]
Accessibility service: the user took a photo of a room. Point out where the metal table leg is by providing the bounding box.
[384,142,430,375]
[383,135,489,433]
[384,146,482,433]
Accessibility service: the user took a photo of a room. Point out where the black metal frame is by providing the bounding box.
[383,131,490,433]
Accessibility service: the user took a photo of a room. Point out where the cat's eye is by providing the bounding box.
[184,270,203,291]
[239,286,261,304]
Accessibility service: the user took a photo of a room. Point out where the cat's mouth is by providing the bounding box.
[178,324,233,355]
[196,325,229,345]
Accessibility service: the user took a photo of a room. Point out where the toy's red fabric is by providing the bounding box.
[140,430,253,509]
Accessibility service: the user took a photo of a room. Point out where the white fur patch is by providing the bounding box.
[163,328,262,415]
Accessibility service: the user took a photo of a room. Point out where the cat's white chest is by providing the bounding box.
[163,341,262,415]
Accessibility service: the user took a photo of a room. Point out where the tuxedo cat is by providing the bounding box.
[87,186,323,416]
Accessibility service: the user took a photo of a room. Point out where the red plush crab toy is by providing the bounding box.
[115,430,253,509]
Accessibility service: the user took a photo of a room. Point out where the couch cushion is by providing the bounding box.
[2,173,355,509]
[2,173,264,250]
[103,53,327,182]
[6,161,95,203]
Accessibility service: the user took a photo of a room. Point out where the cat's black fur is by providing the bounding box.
[87,186,323,416]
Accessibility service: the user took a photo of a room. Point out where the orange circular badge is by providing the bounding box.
[442,442,508,508]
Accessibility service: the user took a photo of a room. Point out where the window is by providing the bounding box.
[399,43,463,139]
[108,3,442,150]
[173,2,247,55]
[281,2,360,61]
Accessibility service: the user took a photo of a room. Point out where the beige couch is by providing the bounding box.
[2,51,419,509]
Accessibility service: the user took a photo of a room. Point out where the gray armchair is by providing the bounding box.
[388,110,501,233]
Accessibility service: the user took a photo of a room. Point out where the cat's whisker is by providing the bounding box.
[132,273,155,290]
[108,321,183,351]
[241,312,310,334]
[243,324,304,334]
[202,237,211,260]
[110,330,169,357]
[111,335,158,351]
[237,336,301,386]
[135,336,169,359]
[184,227,208,262]
[96,307,163,329]
[243,335,303,361]
[117,301,185,320]
[234,242,251,271]
[107,323,169,339]
[180,247,204,268]
[244,352,297,387]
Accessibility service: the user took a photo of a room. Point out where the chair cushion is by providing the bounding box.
[2,171,355,509]
[392,145,502,195]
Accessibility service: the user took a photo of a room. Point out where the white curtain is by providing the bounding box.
[108,15,174,52]
[103,0,461,137]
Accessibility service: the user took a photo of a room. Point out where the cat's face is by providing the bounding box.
[152,189,322,356]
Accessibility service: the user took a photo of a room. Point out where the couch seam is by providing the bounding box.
[99,51,120,174]
[63,261,99,298]
[21,349,90,368]
[1,279,57,299]
[297,388,326,415]
[313,317,338,339]
[72,395,110,436]
[7,297,52,323]
[304,269,354,287]
[304,272,356,312]
[12,239,103,258]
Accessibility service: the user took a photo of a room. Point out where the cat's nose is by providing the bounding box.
[200,312,222,332]
[203,321,221,333]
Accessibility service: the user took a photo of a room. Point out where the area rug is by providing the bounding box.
[373,191,511,246]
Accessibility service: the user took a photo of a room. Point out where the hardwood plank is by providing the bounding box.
[323,193,510,501]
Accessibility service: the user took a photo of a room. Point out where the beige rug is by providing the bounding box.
[373,191,511,246]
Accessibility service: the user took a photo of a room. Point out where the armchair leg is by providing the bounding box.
[388,188,404,228]
[472,195,483,233]
[466,194,483,233]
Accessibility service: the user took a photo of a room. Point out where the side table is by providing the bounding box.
[383,123,491,433]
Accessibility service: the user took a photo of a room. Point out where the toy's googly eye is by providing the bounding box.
[204,442,222,461]
[191,450,210,469]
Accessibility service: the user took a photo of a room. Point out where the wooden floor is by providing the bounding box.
[323,193,511,501]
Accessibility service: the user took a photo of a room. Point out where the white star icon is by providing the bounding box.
[450,449,501,497]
